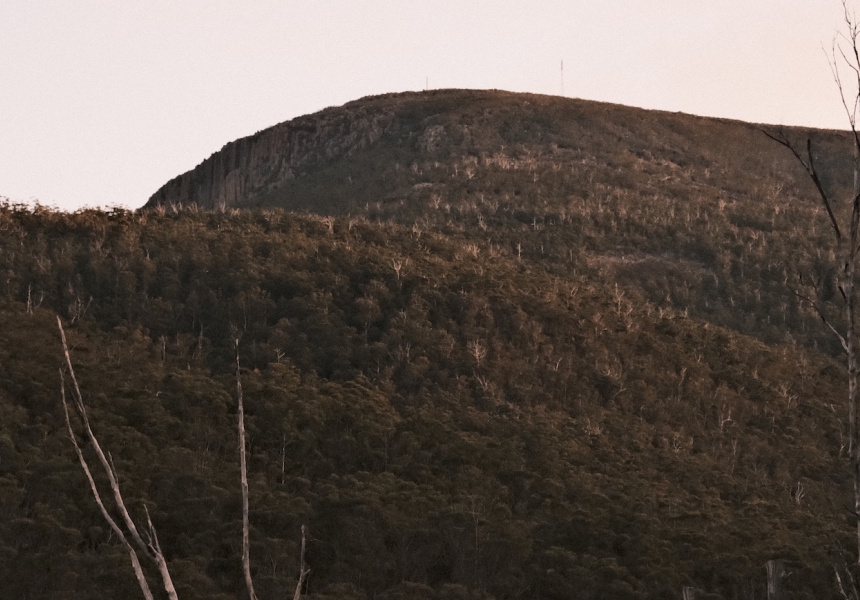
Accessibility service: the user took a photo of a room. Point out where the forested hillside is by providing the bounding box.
[1,90,857,599]
[148,89,856,353]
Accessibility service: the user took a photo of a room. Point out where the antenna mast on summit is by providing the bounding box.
[560,59,565,96]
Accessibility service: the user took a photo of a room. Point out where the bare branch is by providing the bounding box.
[58,318,147,548]
[61,370,156,600]
[293,525,311,600]
[832,540,860,600]
[760,129,843,239]
[770,0,860,570]
[853,193,860,262]
[58,317,179,600]
[832,1,860,163]
[786,279,850,353]
[236,341,258,600]
[142,506,156,551]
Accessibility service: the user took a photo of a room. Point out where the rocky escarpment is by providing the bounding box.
[145,88,597,212]
[146,101,395,210]
[147,88,854,223]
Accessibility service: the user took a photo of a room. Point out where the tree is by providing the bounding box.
[235,342,310,600]
[764,0,860,584]
[58,317,179,600]
[236,341,259,600]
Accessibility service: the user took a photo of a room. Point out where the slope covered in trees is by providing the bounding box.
[0,200,852,599]
[3,88,859,600]
[147,89,857,354]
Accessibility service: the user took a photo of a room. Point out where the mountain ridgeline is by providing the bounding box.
[148,89,854,353]
[0,90,857,599]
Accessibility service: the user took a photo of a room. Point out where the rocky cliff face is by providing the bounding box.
[144,89,575,211]
[146,102,395,210]
[147,88,854,222]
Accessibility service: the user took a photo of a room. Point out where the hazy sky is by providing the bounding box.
[0,1,855,211]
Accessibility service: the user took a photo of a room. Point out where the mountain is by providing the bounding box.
[148,89,854,352]
[145,89,851,216]
[0,90,856,599]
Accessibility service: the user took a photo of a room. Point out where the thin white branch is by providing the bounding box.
[236,342,258,600]
[58,317,179,599]
[293,525,311,600]
[61,371,156,600]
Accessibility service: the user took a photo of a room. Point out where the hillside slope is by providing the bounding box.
[145,89,852,217]
[0,204,851,599]
[2,91,858,599]
[146,90,856,353]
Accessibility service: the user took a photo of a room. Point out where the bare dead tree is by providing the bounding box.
[766,559,788,600]
[236,341,259,600]
[60,318,314,598]
[293,525,310,600]
[59,370,155,600]
[833,541,860,600]
[58,317,179,600]
[235,343,310,600]
[764,0,860,571]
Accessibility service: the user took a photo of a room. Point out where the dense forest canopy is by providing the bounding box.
[2,90,858,599]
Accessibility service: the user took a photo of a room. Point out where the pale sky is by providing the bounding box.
[0,1,854,211]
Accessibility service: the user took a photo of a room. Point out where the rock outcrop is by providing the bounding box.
[146,102,395,210]
[145,89,555,211]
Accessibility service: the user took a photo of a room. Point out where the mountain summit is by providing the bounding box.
[146,89,851,216]
[148,88,853,354]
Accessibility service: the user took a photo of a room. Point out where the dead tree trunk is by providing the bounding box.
[835,543,860,600]
[293,525,310,600]
[766,559,786,600]
[60,370,155,600]
[58,317,178,600]
[236,342,258,600]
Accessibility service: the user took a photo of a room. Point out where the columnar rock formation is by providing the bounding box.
[146,103,394,210]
